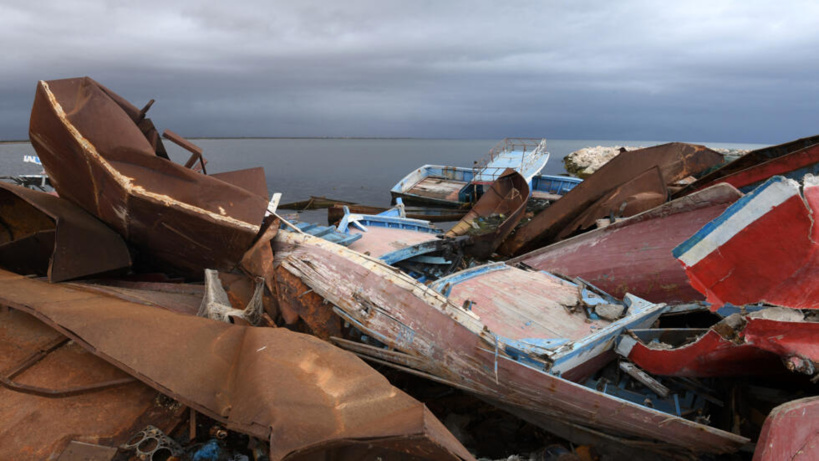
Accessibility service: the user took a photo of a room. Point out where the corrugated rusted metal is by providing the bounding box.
[499,142,724,256]
[0,181,131,282]
[28,77,269,279]
[0,269,473,461]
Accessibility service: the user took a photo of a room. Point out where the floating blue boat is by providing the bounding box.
[390,138,555,207]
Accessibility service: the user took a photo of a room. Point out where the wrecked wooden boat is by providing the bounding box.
[335,203,461,280]
[390,138,549,208]
[327,203,467,224]
[529,174,582,202]
[673,134,819,198]
[616,311,794,378]
[509,183,743,304]
[445,169,529,259]
[272,231,749,457]
[499,142,724,256]
[28,77,269,279]
[675,175,819,310]
[427,262,668,381]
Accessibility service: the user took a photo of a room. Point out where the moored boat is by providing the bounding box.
[390,138,550,208]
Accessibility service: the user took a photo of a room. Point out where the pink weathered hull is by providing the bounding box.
[675,176,819,310]
[273,232,748,456]
[509,184,742,303]
[754,396,819,461]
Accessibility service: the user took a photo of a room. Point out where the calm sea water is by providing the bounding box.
[0,138,765,214]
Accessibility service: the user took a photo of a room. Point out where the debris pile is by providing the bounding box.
[2,76,819,461]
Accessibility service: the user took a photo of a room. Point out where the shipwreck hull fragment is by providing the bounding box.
[510,184,742,303]
[500,142,723,256]
[446,169,529,259]
[273,231,748,456]
[29,77,268,278]
[675,175,819,310]
[0,182,131,282]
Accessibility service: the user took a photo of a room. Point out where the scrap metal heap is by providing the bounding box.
[1,76,819,460]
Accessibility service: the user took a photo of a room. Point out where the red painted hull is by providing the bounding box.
[754,396,819,461]
[509,184,742,303]
[624,329,784,377]
[674,134,819,198]
[676,176,819,310]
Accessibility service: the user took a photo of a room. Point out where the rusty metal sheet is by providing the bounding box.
[210,167,270,200]
[498,142,724,256]
[66,280,203,316]
[509,184,742,303]
[0,182,131,282]
[0,308,184,459]
[446,169,528,259]
[555,166,667,241]
[0,269,473,461]
[28,77,269,279]
[272,231,748,457]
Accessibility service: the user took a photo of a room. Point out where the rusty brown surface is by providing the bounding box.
[498,142,723,256]
[28,77,269,279]
[0,307,184,460]
[555,166,667,241]
[0,182,131,282]
[0,269,474,461]
[446,169,529,259]
[67,281,203,316]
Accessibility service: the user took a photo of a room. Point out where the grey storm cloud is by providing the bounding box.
[1,0,817,142]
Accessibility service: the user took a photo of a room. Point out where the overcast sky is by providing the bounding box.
[1,0,816,142]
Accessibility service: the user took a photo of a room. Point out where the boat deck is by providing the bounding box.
[347,227,439,259]
[441,266,609,341]
[531,190,563,201]
[406,177,467,201]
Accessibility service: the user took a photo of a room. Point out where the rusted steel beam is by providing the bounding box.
[163,129,208,174]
